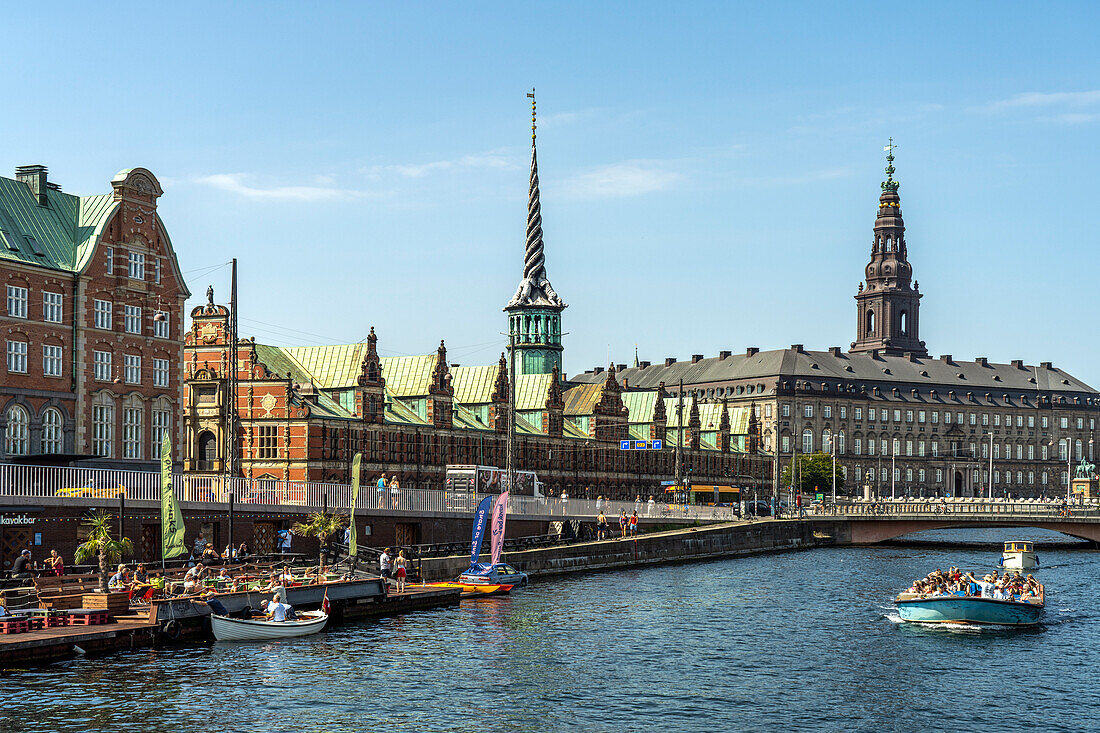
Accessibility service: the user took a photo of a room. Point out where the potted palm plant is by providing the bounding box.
[75,510,134,615]
[292,511,347,571]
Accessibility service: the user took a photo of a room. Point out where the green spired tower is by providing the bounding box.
[505,91,566,377]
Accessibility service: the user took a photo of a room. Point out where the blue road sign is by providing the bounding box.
[653,439,663,450]
[620,440,631,450]
[634,440,648,450]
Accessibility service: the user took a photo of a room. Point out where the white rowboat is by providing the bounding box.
[211,611,329,642]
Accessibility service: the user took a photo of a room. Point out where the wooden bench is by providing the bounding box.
[34,575,103,611]
[0,616,30,634]
[68,609,110,626]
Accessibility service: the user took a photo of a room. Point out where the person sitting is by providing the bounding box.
[46,549,65,577]
[261,570,280,592]
[277,565,296,586]
[237,542,251,560]
[129,564,153,599]
[183,563,205,594]
[215,568,233,589]
[259,591,293,622]
[11,550,34,580]
[108,565,131,590]
[201,543,222,566]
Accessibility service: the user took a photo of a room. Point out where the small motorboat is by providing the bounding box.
[211,610,329,642]
[895,585,1044,627]
[999,541,1039,570]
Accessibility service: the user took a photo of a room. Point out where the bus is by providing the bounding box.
[444,465,545,498]
[664,484,740,506]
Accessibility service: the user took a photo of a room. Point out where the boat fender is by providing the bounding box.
[163,619,181,640]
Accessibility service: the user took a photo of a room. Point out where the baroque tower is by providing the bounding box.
[505,91,566,377]
[850,141,927,357]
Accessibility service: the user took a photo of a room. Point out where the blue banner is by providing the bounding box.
[469,495,494,567]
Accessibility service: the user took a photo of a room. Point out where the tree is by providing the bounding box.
[292,511,347,568]
[74,511,135,593]
[781,452,846,496]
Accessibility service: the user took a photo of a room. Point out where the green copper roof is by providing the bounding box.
[516,373,553,411]
[663,395,695,428]
[621,391,658,423]
[0,175,117,272]
[563,383,603,416]
[381,355,437,397]
[451,365,498,404]
[281,344,367,388]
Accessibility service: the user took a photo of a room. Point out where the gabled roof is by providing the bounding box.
[563,383,603,416]
[0,175,117,272]
[516,373,553,411]
[281,344,367,388]
[621,391,658,424]
[451,365,498,404]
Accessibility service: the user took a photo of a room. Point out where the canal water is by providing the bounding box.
[4,527,1098,732]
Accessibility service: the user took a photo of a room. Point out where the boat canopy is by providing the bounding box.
[1004,541,1033,552]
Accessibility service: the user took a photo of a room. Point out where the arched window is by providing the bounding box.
[801,427,813,454]
[822,428,832,453]
[92,393,114,457]
[837,430,846,454]
[197,430,218,469]
[40,408,62,454]
[1059,439,1068,461]
[152,398,172,459]
[1042,471,1049,486]
[899,310,908,336]
[866,310,875,336]
[1076,439,1083,460]
[5,405,29,456]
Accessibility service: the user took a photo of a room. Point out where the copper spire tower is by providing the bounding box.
[850,140,927,357]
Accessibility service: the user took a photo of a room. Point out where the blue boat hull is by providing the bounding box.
[896,597,1044,626]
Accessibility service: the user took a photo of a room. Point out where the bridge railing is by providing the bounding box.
[829,498,1100,519]
[0,463,710,523]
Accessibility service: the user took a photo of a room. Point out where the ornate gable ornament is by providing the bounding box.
[357,326,385,388]
[429,339,454,396]
[593,364,628,418]
[491,352,509,403]
[546,363,564,409]
[653,382,668,423]
[111,167,163,199]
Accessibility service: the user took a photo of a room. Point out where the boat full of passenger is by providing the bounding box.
[895,567,1044,627]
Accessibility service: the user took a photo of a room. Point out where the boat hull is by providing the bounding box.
[896,597,1043,626]
[1000,552,1039,570]
[211,612,328,641]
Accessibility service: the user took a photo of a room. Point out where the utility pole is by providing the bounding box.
[226,258,239,556]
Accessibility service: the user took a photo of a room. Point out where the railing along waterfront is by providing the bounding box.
[827,498,1100,520]
[0,463,715,522]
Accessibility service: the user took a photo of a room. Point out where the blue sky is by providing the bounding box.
[4,3,1099,381]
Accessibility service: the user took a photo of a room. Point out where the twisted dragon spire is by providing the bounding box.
[507,89,565,310]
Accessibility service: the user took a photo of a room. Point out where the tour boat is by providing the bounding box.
[211,610,329,641]
[999,541,1039,570]
[894,586,1044,627]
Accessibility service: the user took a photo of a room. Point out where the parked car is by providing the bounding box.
[458,562,529,588]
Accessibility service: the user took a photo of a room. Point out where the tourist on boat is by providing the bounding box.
[596,511,609,540]
[183,563,205,593]
[278,565,296,586]
[260,591,294,622]
[46,549,64,576]
[259,570,280,592]
[379,548,393,581]
[394,550,409,592]
[629,511,638,537]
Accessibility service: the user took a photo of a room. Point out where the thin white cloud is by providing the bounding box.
[194,173,364,202]
[365,151,517,180]
[562,161,683,199]
[988,90,1100,110]
[741,167,855,187]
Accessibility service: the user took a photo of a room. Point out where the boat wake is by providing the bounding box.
[882,611,987,632]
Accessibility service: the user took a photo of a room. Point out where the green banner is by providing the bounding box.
[349,452,361,557]
[160,434,188,560]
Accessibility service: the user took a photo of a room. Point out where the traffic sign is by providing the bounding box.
[620,440,631,450]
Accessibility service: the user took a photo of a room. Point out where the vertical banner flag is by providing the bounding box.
[349,453,362,557]
[469,495,494,568]
[489,491,509,566]
[160,434,188,560]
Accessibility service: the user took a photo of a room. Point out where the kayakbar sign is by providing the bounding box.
[0,515,36,526]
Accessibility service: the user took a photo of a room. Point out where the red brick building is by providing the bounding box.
[1,166,189,469]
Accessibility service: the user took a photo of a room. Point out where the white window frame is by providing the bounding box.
[94,351,112,382]
[5,405,29,456]
[152,408,171,459]
[124,305,142,335]
[94,299,113,330]
[6,341,28,373]
[153,358,170,388]
[128,251,145,280]
[6,285,27,318]
[106,246,114,274]
[124,354,141,385]
[42,344,63,377]
[40,408,62,454]
[93,401,114,457]
[42,291,63,323]
[154,312,170,339]
[123,405,143,460]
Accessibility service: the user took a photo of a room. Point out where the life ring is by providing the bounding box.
[162,619,181,640]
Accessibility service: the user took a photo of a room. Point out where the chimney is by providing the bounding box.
[691,354,703,364]
[940,354,953,363]
[15,165,49,206]
[639,361,651,369]
[616,363,626,372]
[594,366,604,375]
[745,347,759,357]
[976,357,988,367]
[905,352,917,362]
[828,346,842,356]
[791,344,804,353]
[665,357,677,367]
[719,350,731,360]
[1011,359,1024,369]
[1040,361,1053,370]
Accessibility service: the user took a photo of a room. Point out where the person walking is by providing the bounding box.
[634,495,642,516]
[377,473,388,509]
[619,510,628,539]
[394,550,409,593]
[647,495,656,517]
[561,490,569,515]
